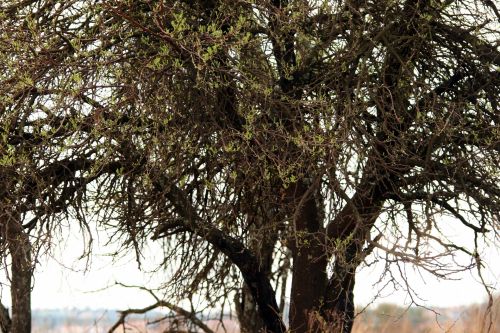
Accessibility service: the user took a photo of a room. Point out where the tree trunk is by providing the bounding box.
[0,301,11,333]
[235,283,266,333]
[321,243,359,333]
[165,185,287,333]
[290,243,328,333]
[288,181,328,333]
[5,213,32,333]
[236,201,281,332]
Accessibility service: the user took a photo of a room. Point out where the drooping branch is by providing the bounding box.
[155,184,286,333]
[108,300,215,333]
[431,22,500,67]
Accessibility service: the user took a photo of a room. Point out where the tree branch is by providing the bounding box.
[155,183,286,333]
[108,299,214,333]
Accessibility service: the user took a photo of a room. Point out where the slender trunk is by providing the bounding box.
[242,271,286,333]
[165,185,287,333]
[5,214,32,333]
[321,174,386,333]
[288,181,327,333]
[321,243,359,333]
[235,284,266,333]
[235,225,274,333]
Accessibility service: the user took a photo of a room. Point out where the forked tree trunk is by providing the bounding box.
[4,212,32,333]
[288,177,381,332]
[291,239,359,333]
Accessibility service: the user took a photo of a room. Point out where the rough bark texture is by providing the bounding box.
[164,185,286,333]
[235,222,275,333]
[235,284,266,333]
[0,301,11,333]
[322,243,359,333]
[288,181,327,333]
[5,214,32,333]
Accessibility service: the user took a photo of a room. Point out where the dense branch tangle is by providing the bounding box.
[1,0,499,332]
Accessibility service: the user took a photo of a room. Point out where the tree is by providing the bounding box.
[0,3,115,330]
[2,0,499,332]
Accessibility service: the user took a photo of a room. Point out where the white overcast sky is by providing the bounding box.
[1,221,499,311]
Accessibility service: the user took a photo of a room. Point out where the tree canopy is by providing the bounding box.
[1,0,499,332]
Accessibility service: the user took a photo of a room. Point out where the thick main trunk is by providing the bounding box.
[290,244,328,333]
[288,181,328,333]
[5,214,32,333]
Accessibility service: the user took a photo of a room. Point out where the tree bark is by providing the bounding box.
[163,184,287,333]
[321,243,359,333]
[4,213,32,333]
[235,283,266,333]
[235,222,275,333]
[288,181,328,333]
[0,301,11,333]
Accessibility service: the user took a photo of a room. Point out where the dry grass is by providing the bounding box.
[353,296,500,333]
[31,297,499,332]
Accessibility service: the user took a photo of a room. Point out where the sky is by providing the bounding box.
[1,222,499,311]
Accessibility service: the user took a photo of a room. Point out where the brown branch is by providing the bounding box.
[385,191,490,234]
[108,300,214,333]
[157,183,286,333]
[431,22,500,67]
